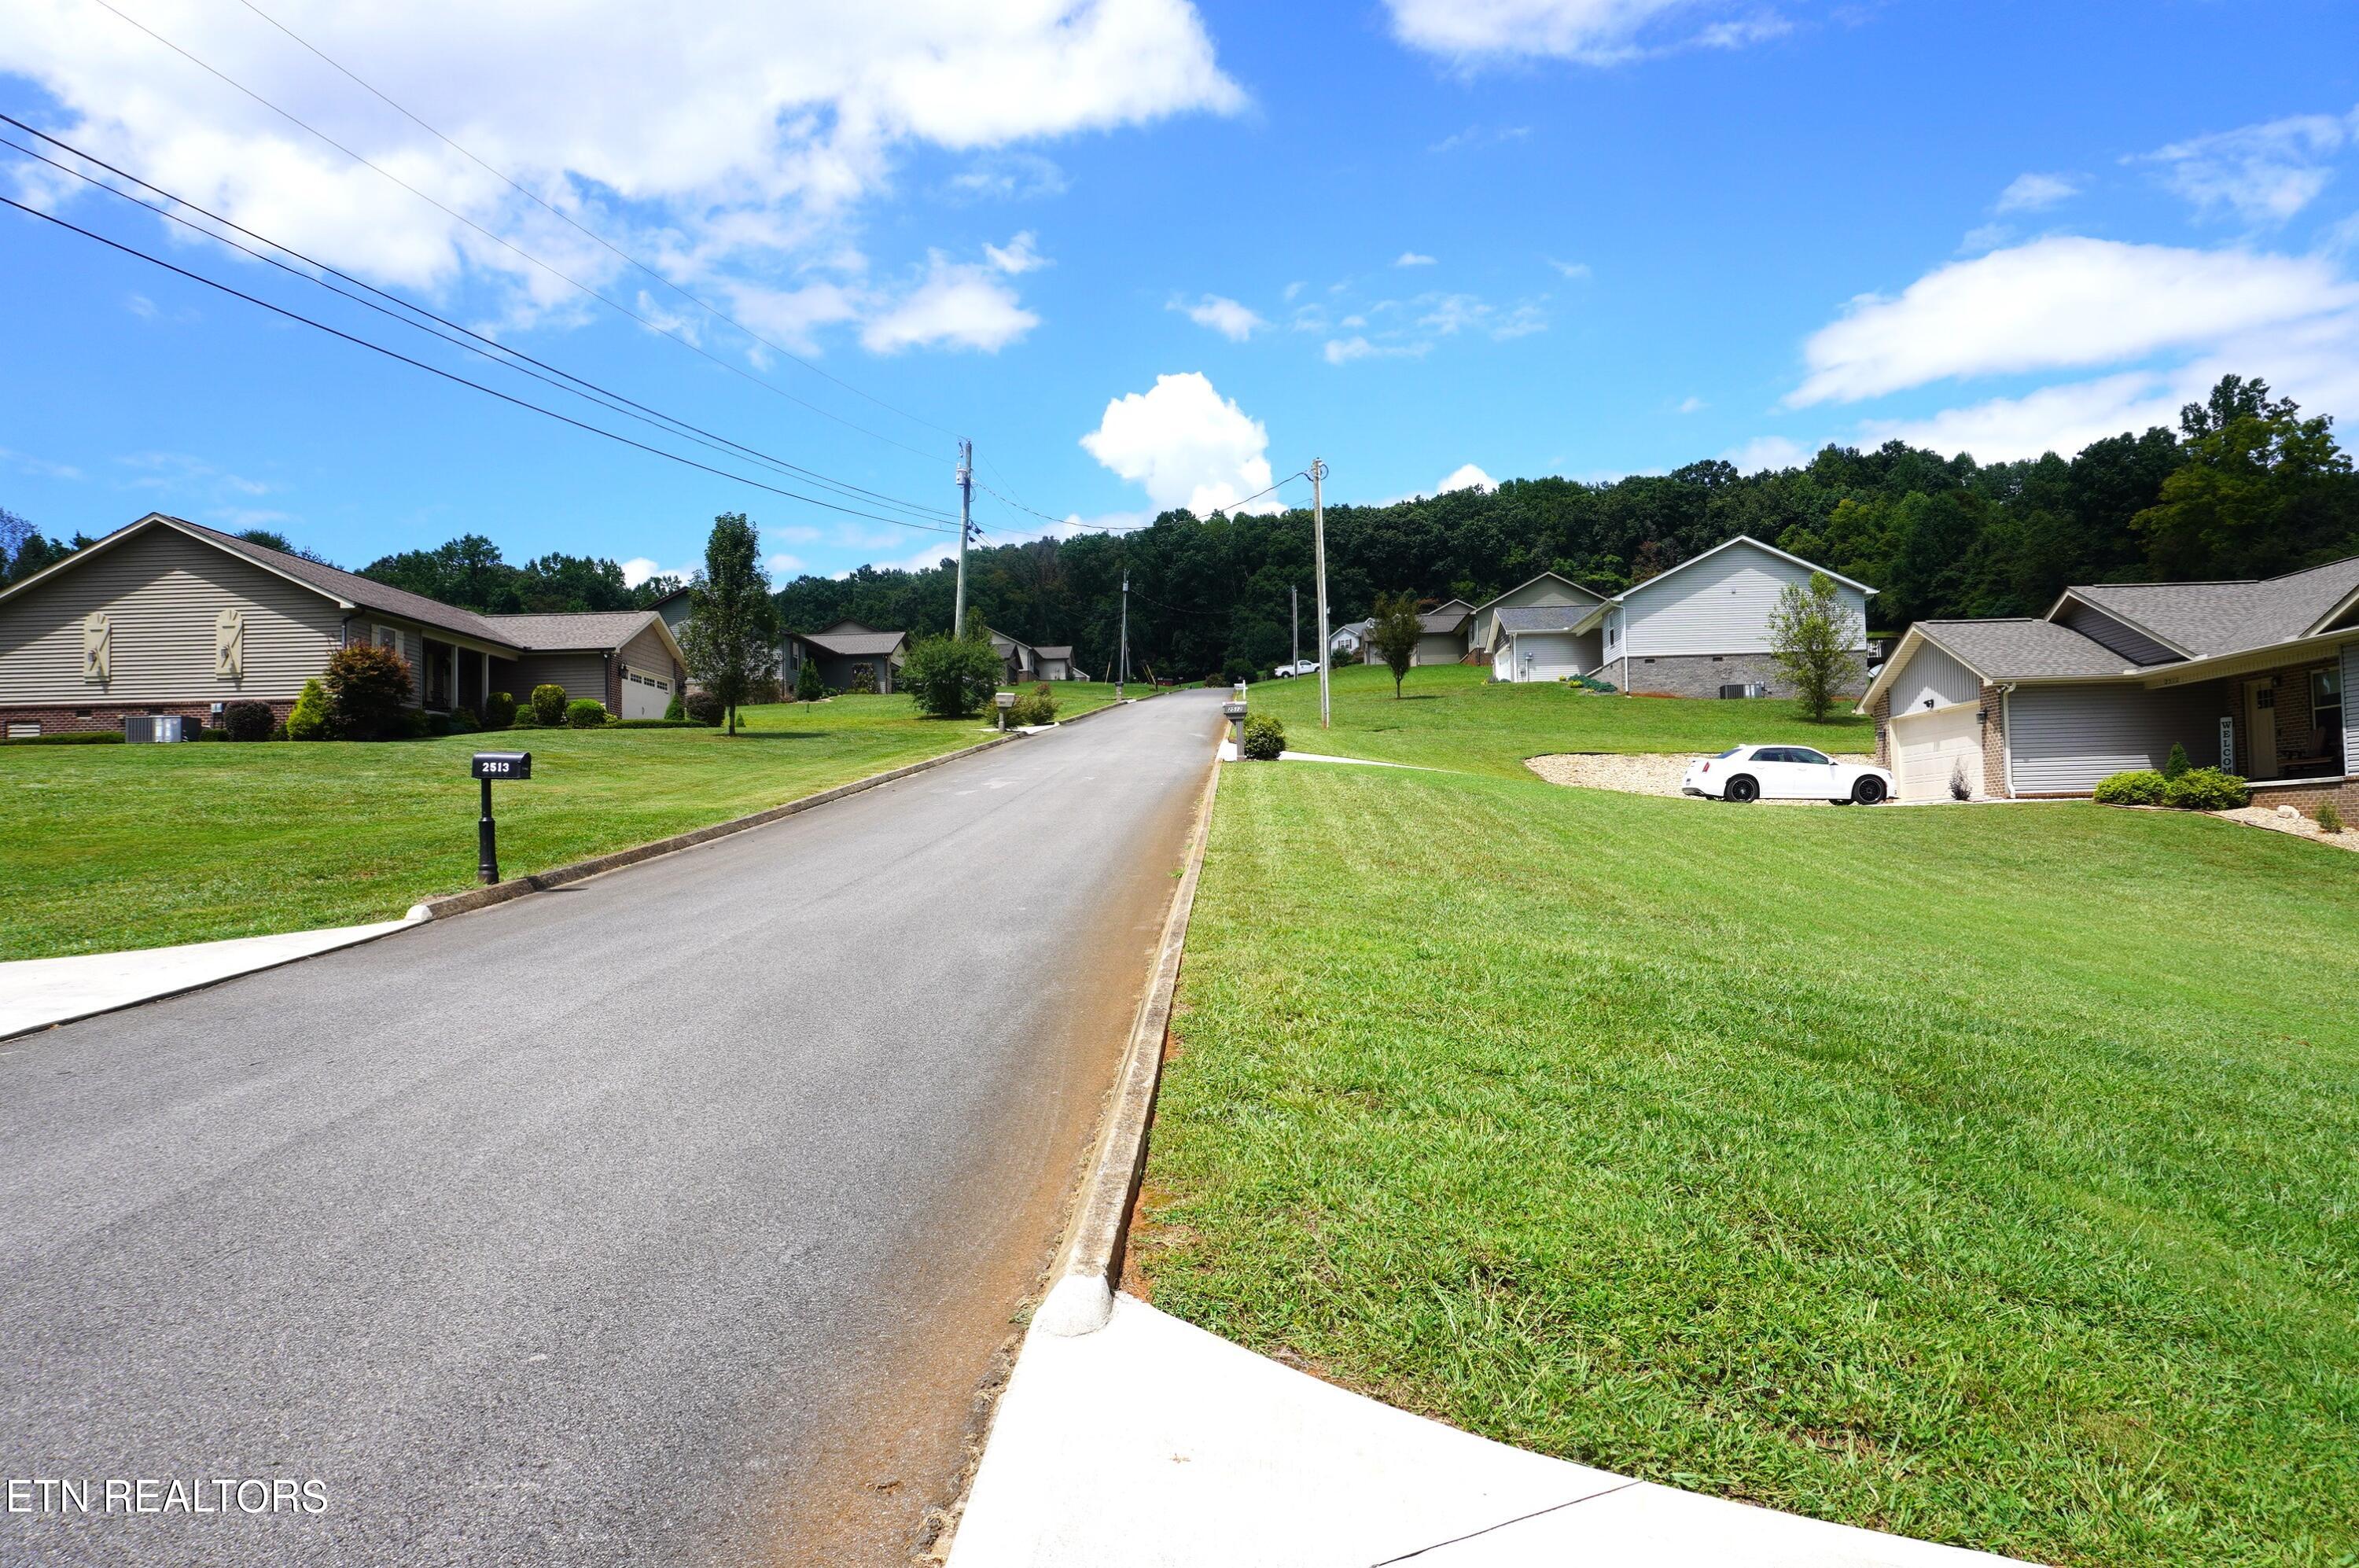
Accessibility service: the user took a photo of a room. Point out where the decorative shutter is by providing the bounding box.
[83,612,111,682]
[215,607,245,679]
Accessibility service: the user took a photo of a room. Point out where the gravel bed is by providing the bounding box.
[1526,751,1875,804]
[2214,803,2359,853]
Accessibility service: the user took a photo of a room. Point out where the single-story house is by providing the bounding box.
[0,513,686,734]
[786,620,907,695]
[1360,598,1476,666]
[1329,618,1372,661]
[1472,536,1873,697]
[1860,554,2359,812]
[984,627,1087,683]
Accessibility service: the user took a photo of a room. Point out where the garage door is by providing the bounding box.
[1891,702,1983,801]
[620,666,672,720]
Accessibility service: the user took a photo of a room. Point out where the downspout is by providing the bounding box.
[1996,682,2017,798]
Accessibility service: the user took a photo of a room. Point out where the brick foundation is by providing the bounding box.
[0,698,296,738]
[1606,650,1870,701]
[2243,777,2359,820]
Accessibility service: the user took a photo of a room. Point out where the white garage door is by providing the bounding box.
[620,666,672,720]
[1891,702,1983,802]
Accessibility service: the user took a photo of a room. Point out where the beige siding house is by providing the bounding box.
[0,513,686,734]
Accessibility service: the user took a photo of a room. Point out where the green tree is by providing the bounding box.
[795,656,824,702]
[2133,376,2354,579]
[322,642,412,740]
[677,513,780,735]
[900,624,1003,719]
[285,677,330,741]
[1768,570,1862,722]
[1369,592,1424,698]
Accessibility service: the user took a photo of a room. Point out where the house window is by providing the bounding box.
[2313,668,2341,742]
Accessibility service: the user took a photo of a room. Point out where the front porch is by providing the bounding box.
[2225,657,2343,784]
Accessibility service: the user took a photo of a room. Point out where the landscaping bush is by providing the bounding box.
[221,700,275,742]
[484,690,517,730]
[323,642,413,740]
[423,711,453,738]
[1008,687,1058,726]
[449,707,479,734]
[286,677,331,741]
[682,688,723,727]
[565,698,608,729]
[2161,767,2248,811]
[610,718,705,728]
[529,683,568,727]
[399,709,431,739]
[2163,742,2192,779]
[2,729,124,745]
[2318,798,2345,834]
[663,694,685,721]
[1241,712,1286,760]
[848,663,878,695]
[900,631,1003,719]
[200,723,230,741]
[795,657,824,703]
[2092,769,2166,805]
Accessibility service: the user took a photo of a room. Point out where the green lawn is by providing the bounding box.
[1248,662,1872,775]
[1139,683,2358,1566]
[1,694,990,961]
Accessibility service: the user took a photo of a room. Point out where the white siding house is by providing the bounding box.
[1596,536,1873,698]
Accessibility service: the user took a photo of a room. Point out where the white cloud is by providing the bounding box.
[1676,395,1706,414]
[764,551,805,576]
[1172,293,1267,341]
[944,151,1069,202]
[0,0,1239,344]
[1436,462,1497,493]
[1547,258,1592,280]
[0,445,83,481]
[983,230,1048,274]
[1429,124,1529,153]
[1720,435,1808,472]
[1323,335,1430,365]
[1385,0,1781,64]
[769,523,823,544]
[1395,251,1437,267]
[2137,107,2359,224]
[1790,236,2359,405]
[620,556,701,587]
[1079,371,1281,516]
[1993,171,2079,213]
[859,247,1040,352]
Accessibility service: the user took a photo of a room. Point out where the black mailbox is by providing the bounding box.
[469,752,531,883]
[471,750,532,780]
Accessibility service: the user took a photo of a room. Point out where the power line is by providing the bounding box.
[0,120,962,529]
[0,195,956,533]
[83,0,953,469]
[226,0,964,447]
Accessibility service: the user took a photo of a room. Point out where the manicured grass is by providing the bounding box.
[1029,680,1127,720]
[1246,662,1871,776]
[1,694,988,960]
[1139,707,2358,1566]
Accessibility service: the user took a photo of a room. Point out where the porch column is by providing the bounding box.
[480,648,491,709]
[448,642,459,712]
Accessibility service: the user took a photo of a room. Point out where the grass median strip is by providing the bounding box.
[1137,683,2357,1567]
[1,694,990,960]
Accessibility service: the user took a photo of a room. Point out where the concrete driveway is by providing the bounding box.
[0,690,1224,1566]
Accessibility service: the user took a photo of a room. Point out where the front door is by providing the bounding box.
[2243,679,2278,778]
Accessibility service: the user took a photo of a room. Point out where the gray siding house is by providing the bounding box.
[1860,554,2359,812]
[0,513,686,734]
[786,620,907,695]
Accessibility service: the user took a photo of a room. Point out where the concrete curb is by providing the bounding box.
[1033,738,1223,1338]
[409,730,1028,922]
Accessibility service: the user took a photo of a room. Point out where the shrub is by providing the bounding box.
[2,729,124,745]
[2163,742,2192,779]
[424,711,453,738]
[2160,767,2248,811]
[663,694,685,721]
[848,662,878,694]
[682,688,724,727]
[1008,688,1059,726]
[2317,797,2345,834]
[1241,712,1286,760]
[286,677,331,741]
[610,718,705,728]
[2092,769,2166,805]
[221,700,275,742]
[270,721,288,741]
[323,642,413,740]
[796,657,824,702]
[450,707,479,734]
[484,690,517,729]
[399,708,430,739]
[565,698,608,729]
[530,684,568,727]
[901,631,1003,719]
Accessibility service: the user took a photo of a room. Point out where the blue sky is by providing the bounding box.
[4,0,2357,583]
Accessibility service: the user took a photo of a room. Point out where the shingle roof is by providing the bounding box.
[1493,605,1589,634]
[1914,619,2130,679]
[2072,555,2359,657]
[1416,606,1470,635]
[804,628,907,657]
[482,610,659,651]
[178,518,514,646]
[1032,645,1074,659]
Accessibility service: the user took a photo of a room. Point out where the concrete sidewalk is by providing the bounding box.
[948,1294,2034,1568]
[0,916,419,1039]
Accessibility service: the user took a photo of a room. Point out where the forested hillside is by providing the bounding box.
[778,374,2359,681]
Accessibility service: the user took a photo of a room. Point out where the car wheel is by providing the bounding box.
[1724,775,1759,804]
[1851,776,1887,806]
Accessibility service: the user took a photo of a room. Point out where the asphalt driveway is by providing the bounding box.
[0,690,1223,1566]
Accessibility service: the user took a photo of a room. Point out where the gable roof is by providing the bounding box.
[485,610,668,653]
[1032,644,1074,659]
[1912,619,2129,679]
[1620,534,1877,601]
[2065,555,2359,658]
[1468,570,1608,616]
[804,626,907,657]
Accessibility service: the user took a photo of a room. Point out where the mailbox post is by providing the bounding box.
[470,750,532,883]
[995,689,1016,732]
[1222,698,1247,753]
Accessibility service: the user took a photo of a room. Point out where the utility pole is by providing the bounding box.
[1312,458,1331,730]
[1291,584,1299,672]
[953,438,973,637]
[1117,572,1130,699]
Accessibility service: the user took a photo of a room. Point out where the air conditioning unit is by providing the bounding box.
[124,715,200,742]
[1718,683,1771,699]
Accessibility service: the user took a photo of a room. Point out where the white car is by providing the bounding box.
[1272,660,1322,678]
[1683,744,1893,805]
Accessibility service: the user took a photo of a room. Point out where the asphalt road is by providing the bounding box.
[0,690,1224,1566]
